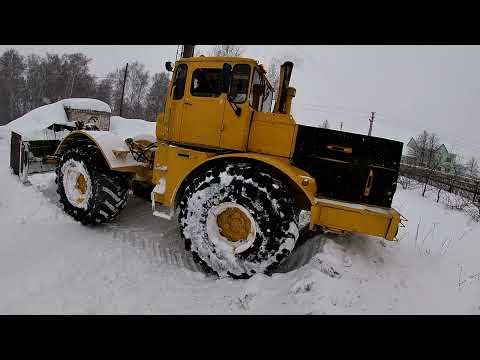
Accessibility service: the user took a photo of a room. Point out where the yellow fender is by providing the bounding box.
[159,148,318,211]
[55,130,143,171]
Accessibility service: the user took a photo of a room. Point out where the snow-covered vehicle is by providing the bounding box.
[9,98,111,181]
[12,46,404,279]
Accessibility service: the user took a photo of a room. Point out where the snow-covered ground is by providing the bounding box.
[0,124,479,314]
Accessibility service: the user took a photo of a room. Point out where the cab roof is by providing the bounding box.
[177,56,259,65]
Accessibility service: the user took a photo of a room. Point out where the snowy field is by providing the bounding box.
[0,124,479,314]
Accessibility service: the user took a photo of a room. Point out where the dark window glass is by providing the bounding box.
[261,82,274,112]
[248,67,274,112]
[229,64,250,103]
[172,64,187,100]
[191,68,223,97]
[249,68,264,110]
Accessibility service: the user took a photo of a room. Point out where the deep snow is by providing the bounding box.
[7,100,152,141]
[0,124,479,314]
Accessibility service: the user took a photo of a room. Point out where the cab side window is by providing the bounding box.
[229,64,250,103]
[248,67,273,112]
[172,64,187,100]
[249,68,263,110]
[191,68,223,97]
[261,84,273,112]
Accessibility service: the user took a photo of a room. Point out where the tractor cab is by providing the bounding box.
[157,57,284,152]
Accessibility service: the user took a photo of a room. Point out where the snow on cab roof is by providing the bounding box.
[8,98,111,139]
[61,98,111,113]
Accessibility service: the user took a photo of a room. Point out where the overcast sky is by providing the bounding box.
[2,45,479,160]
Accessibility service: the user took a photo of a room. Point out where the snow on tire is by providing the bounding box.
[178,161,300,279]
[56,144,131,225]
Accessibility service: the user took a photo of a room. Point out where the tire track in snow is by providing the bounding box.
[28,173,333,276]
[28,173,203,273]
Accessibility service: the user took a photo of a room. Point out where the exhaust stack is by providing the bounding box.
[273,61,296,115]
[182,45,195,58]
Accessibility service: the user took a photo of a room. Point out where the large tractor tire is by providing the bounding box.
[55,144,131,225]
[178,161,300,279]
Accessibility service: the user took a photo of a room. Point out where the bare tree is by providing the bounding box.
[126,62,149,119]
[465,157,479,178]
[145,72,170,122]
[211,45,244,57]
[421,132,444,197]
[0,49,26,124]
[407,130,429,167]
[24,54,47,110]
[108,61,150,119]
[94,78,114,105]
[320,119,330,129]
[267,57,281,95]
[108,67,127,115]
[60,53,96,99]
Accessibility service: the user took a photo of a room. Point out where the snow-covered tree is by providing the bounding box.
[211,45,244,57]
[465,157,479,178]
[267,58,281,95]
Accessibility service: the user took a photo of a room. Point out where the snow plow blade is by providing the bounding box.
[310,197,401,241]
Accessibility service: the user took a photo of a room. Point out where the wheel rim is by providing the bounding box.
[62,159,91,209]
[206,202,257,254]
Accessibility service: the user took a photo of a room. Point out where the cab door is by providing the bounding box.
[180,65,225,148]
[220,63,253,151]
[164,63,188,142]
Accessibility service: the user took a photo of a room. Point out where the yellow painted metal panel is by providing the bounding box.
[247,112,296,158]
[220,102,252,151]
[310,198,401,241]
[153,143,216,207]
[152,147,317,209]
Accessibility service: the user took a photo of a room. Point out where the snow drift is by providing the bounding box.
[1,121,479,314]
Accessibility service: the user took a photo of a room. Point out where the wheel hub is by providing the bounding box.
[206,202,257,254]
[62,159,91,209]
[216,207,252,242]
[76,174,87,194]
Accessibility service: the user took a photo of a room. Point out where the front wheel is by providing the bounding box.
[178,162,299,278]
[56,144,131,225]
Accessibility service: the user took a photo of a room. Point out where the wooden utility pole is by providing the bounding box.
[119,63,129,117]
[368,111,375,136]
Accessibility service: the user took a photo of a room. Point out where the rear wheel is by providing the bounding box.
[178,162,299,278]
[56,144,131,225]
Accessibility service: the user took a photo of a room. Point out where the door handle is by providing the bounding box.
[364,169,374,196]
[184,102,192,106]
[326,144,352,154]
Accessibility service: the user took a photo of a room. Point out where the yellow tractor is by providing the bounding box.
[53,45,404,278]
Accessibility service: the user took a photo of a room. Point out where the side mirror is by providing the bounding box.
[165,61,174,72]
[222,63,232,93]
